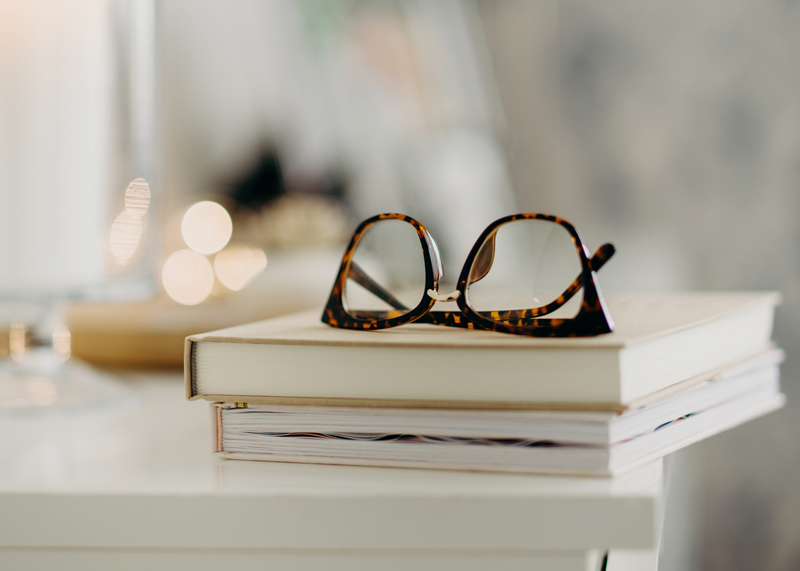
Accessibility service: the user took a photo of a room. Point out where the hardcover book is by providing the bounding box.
[210,352,784,475]
[186,292,780,410]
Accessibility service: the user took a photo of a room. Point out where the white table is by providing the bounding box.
[0,373,662,570]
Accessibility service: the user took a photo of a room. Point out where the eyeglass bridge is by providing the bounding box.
[427,289,460,302]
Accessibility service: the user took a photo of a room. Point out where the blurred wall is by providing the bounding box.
[481,2,800,570]
[160,0,517,283]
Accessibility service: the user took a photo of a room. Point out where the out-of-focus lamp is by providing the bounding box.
[0,0,157,413]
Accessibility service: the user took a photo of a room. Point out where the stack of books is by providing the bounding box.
[185,292,784,476]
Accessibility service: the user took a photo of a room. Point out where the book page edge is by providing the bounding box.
[195,394,627,412]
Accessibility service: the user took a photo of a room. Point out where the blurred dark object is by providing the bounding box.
[220,147,351,252]
[228,149,286,210]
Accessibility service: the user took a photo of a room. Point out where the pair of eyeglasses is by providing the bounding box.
[322,213,615,337]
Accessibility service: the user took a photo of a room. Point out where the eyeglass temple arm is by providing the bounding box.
[420,244,616,327]
[524,243,615,313]
[459,243,616,323]
[346,261,410,311]
[589,243,615,273]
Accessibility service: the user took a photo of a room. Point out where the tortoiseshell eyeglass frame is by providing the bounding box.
[321,213,616,337]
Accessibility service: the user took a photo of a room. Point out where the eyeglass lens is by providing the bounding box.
[343,219,426,320]
[466,219,583,320]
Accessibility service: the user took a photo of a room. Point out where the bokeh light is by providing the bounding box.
[162,249,215,305]
[109,211,143,262]
[214,245,268,291]
[181,201,232,255]
[109,178,151,266]
[52,327,71,361]
[124,178,151,215]
[9,322,25,362]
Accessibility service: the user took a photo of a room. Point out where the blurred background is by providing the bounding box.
[1,0,799,568]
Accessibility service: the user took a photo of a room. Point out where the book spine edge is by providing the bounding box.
[184,338,199,400]
[211,403,222,453]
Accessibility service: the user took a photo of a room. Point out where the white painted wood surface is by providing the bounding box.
[0,549,618,571]
[0,372,663,569]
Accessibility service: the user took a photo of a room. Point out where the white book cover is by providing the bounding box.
[187,292,779,409]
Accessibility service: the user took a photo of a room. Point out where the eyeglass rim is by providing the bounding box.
[321,212,614,337]
[453,213,614,336]
[321,213,439,331]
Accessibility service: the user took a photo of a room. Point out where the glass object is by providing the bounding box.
[322,213,615,337]
[0,0,157,413]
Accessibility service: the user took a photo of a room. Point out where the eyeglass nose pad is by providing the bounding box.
[424,231,445,285]
[469,231,497,285]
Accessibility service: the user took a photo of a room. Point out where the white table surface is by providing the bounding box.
[0,372,662,570]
